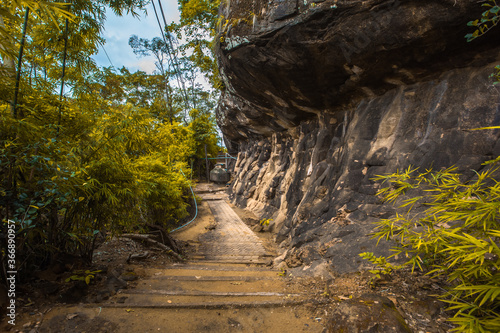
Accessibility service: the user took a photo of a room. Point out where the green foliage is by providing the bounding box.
[128,34,218,124]
[65,269,102,285]
[466,0,500,85]
[174,0,223,90]
[186,108,221,179]
[466,0,499,42]
[366,162,500,332]
[359,252,401,280]
[0,1,73,61]
[188,108,219,158]
[491,65,500,84]
[0,0,222,284]
[259,218,272,226]
[0,88,199,268]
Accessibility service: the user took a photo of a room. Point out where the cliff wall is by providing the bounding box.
[215,0,500,274]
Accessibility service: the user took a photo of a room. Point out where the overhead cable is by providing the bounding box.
[157,0,191,112]
[100,43,115,68]
[151,0,191,120]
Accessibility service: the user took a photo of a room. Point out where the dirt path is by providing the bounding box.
[32,184,325,332]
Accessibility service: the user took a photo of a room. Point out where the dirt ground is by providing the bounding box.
[1,195,455,333]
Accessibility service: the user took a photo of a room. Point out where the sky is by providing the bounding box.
[91,1,180,74]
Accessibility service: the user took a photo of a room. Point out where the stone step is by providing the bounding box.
[106,293,294,306]
[193,188,227,195]
[188,259,271,265]
[36,180,328,333]
[93,299,313,310]
[191,254,262,259]
[149,265,279,273]
[44,305,324,332]
[119,289,301,297]
[142,275,277,281]
[197,194,226,201]
[194,251,269,258]
[190,255,270,262]
[132,278,288,293]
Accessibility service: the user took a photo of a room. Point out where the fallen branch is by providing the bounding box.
[145,223,182,253]
[120,234,184,261]
[126,251,150,264]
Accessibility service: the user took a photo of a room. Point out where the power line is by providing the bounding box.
[157,0,191,109]
[151,0,191,121]
[100,43,114,68]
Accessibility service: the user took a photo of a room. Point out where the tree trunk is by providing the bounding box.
[13,7,30,119]
[58,18,69,132]
[0,15,16,116]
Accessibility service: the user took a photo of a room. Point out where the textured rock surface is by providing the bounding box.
[216,0,500,273]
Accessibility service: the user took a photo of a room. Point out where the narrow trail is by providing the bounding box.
[37,184,324,332]
[196,200,268,263]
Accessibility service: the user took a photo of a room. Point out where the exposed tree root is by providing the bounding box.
[120,234,184,261]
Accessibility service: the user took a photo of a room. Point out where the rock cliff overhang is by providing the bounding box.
[217,0,499,141]
[215,0,500,274]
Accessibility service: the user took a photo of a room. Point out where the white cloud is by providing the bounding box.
[92,1,180,73]
[136,58,158,74]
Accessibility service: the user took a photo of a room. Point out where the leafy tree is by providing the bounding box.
[189,108,219,158]
[0,1,72,62]
[187,108,221,179]
[0,0,210,287]
[129,35,183,123]
[128,0,224,179]
[174,0,223,90]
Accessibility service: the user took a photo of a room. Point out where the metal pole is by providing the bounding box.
[205,144,210,182]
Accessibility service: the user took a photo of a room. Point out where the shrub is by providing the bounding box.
[364,160,500,332]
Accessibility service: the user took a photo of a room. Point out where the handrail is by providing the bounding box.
[170,168,198,233]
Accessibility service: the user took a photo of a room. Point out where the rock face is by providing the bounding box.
[216,0,500,273]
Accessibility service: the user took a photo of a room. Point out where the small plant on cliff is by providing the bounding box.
[466,0,500,84]
[259,218,272,226]
[362,158,500,332]
[466,0,499,42]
